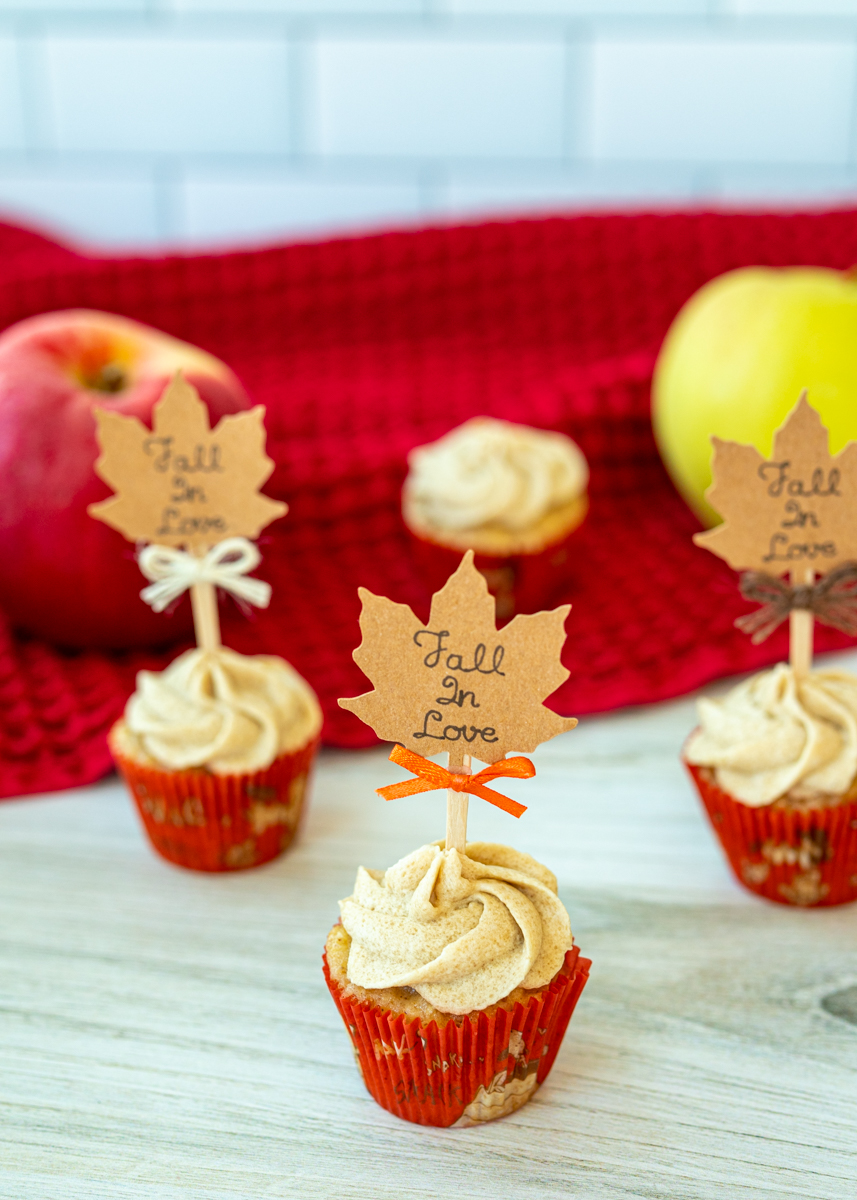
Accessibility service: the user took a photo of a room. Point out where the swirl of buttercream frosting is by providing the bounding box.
[339,841,573,1015]
[684,663,857,806]
[404,417,588,536]
[123,647,322,774]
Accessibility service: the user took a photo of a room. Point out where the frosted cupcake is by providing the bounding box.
[684,664,857,906]
[402,417,589,617]
[110,646,322,872]
[324,840,590,1127]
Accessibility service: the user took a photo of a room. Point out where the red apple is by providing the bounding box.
[0,309,251,648]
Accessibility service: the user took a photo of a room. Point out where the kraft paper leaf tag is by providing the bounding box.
[694,392,857,576]
[88,372,286,548]
[338,551,577,764]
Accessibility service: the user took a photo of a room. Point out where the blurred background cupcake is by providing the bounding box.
[110,646,322,872]
[402,417,588,618]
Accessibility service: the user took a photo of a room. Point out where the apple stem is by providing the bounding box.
[445,748,470,855]
[790,564,814,681]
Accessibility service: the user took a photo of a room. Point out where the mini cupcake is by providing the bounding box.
[110,646,322,872]
[402,417,589,617]
[323,840,590,1127]
[684,663,857,906]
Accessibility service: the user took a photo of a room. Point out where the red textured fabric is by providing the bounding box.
[2,209,857,801]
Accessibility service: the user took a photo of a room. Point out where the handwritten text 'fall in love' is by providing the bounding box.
[759,461,840,564]
[412,629,505,746]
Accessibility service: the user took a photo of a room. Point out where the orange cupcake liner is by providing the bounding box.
[112,731,320,872]
[685,760,857,907]
[323,945,590,1127]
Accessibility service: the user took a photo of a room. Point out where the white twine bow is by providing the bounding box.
[138,537,272,613]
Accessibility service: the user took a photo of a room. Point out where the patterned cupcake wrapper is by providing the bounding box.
[323,945,590,1128]
[685,760,857,907]
[113,732,320,872]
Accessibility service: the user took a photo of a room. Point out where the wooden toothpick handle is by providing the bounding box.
[789,564,814,679]
[190,544,221,651]
[190,582,221,651]
[446,752,471,854]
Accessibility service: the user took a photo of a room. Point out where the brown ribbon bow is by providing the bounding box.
[735,561,857,644]
[376,744,535,818]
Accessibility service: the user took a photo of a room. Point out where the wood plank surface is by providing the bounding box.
[1,670,856,1200]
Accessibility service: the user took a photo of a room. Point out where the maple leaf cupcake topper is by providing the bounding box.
[88,372,286,650]
[339,551,577,852]
[694,391,857,676]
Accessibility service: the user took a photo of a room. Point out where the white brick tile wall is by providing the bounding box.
[715,166,857,203]
[448,1,706,12]
[310,38,567,158]
[0,1,144,9]
[0,170,159,245]
[587,39,857,165]
[727,1,857,13]
[175,0,420,10]
[0,39,25,151]
[180,171,424,244]
[0,7,856,250]
[44,37,291,154]
[442,166,698,218]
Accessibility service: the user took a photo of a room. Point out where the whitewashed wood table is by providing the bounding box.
[1,658,856,1200]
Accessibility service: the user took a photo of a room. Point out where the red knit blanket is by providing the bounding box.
[2,210,855,800]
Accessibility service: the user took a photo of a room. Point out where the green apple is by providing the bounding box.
[652,266,857,527]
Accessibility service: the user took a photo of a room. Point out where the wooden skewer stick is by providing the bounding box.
[190,547,221,652]
[446,746,471,854]
[790,563,814,680]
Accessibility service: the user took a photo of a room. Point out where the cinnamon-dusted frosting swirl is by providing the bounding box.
[339,841,573,1015]
[685,664,857,807]
[402,417,588,554]
[119,647,322,774]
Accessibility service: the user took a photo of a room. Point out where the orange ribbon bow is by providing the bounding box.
[376,744,535,818]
